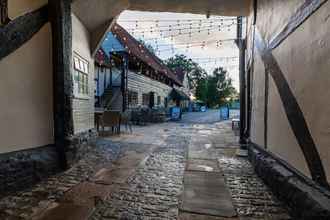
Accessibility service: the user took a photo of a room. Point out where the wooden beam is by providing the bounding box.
[0,5,48,60]
[0,0,9,26]
[269,0,328,50]
[255,27,328,188]
[91,18,115,57]
[237,16,247,146]
[49,0,74,170]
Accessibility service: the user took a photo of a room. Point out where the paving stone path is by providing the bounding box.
[0,140,121,220]
[0,112,293,220]
[90,134,188,220]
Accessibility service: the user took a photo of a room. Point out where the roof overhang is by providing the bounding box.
[129,0,251,17]
[72,0,251,33]
[72,0,251,56]
[170,88,190,101]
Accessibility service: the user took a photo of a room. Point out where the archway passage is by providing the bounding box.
[1,1,330,220]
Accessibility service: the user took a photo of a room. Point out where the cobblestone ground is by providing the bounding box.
[218,157,292,220]
[90,133,188,220]
[0,140,121,220]
[0,111,293,220]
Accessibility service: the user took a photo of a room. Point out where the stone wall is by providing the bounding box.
[248,144,330,219]
[66,129,98,166]
[0,145,59,198]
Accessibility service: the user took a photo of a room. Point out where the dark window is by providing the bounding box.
[164,97,168,108]
[128,90,138,107]
[157,96,161,105]
[142,93,149,106]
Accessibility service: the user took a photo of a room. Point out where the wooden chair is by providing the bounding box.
[101,110,121,134]
[121,111,133,133]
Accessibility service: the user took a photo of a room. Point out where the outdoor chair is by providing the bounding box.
[101,110,121,135]
[121,110,133,133]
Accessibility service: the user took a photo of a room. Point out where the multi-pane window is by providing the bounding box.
[128,90,138,107]
[73,54,89,96]
[142,93,150,106]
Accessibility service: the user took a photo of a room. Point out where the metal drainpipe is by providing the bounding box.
[237,16,247,148]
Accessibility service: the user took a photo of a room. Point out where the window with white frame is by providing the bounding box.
[73,54,89,96]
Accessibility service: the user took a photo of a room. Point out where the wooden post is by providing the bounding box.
[49,0,74,170]
[109,53,113,87]
[237,16,247,146]
[121,53,128,111]
[0,0,9,26]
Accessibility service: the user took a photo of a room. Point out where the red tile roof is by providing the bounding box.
[111,24,182,86]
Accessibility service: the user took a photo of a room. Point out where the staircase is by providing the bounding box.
[101,86,122,111]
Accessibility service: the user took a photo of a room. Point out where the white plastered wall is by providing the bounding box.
[0,22,53,153]
[250,53,265,147]
[249,0,330,182]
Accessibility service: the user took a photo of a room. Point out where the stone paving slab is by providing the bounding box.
[179,212,239,220]
[60,182,114,207]
[33,203,93,220]
[186,159,220,172]
[93,167,136,185]
[180,171,237,217]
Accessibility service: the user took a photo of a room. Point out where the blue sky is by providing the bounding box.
[117,10,239,90]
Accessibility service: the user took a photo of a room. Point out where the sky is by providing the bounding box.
[117,10,239,90]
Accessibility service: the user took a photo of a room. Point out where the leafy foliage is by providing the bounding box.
[205,67,237,107]
[165,54,207,89]
[165,54,237,107]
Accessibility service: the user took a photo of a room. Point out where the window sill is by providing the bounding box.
[74,94,91,100]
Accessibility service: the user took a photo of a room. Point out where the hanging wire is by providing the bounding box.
[119,17,237,23]
[127,23,236,35]
[123,20,237,31]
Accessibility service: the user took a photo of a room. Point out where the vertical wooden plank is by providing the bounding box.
[49,0,74,170]
[0,0,9,26]
[237,16,247,146]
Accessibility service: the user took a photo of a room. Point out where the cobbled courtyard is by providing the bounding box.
[0,111,292,220]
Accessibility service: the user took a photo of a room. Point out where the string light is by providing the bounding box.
[123,23,236,34]
[119,17,237,23]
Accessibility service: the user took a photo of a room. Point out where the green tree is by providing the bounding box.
[208,67,237,107]
[165,54,207,90]
[195,78,208,103]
